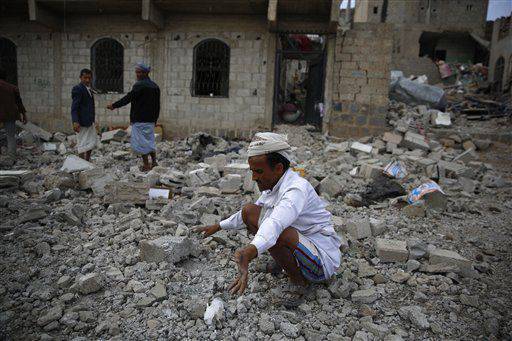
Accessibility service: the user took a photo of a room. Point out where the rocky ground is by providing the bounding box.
[1,109,512,340]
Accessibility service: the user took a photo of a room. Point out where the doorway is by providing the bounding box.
[272,34,327,129]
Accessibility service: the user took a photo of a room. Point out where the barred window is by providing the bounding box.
[193,39,230,97]
[0,37,18,85]
[91,38,123,93]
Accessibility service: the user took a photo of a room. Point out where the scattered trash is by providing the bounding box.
[204,298,224,325]
[383,160,407,179]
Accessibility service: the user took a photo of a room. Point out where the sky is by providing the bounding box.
[487,0,512,20]
[340,0,512,20]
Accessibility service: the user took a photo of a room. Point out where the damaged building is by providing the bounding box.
[489,15,512,95]
[353,0,490,83]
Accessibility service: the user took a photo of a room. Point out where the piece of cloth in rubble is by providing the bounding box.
[76,125,98,154]
[247,132,293,163]
[135,62,151,73]
[131,122,155,155]
[219,168,342,279]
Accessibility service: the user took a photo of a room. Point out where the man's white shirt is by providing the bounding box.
[220,168,342,278]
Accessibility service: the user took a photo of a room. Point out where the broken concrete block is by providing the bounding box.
[398,306,430,330]
[346,219,372,240]
[403,204,426,218]
[430,110,451,127]
[188,168,214,187]
[473,139,491,151]
[462,140,476,151]
[112,150,131,160]
[325,142,349,153]
[195,186,221,197]
[145,197,169,211]
[452,149,478,164]
[243,171,256,193]
[61,155,95,173]
[407,239,428,260]
[400,131,430,151]
[76,273,102,294]
[204,154,230,172]
[218,174,242,194]
[103,181,149,205]
[223,163,250,176]
[0,170,34,189]
[319,175,343,198]
[369,218,386,236]
[78,168,114,196]
[382,132,403,145]
[350,142,373,154]
[351,288,378,304]
[42,143,58,152]
[16,121,52,141]
[376,238,408,262]
[437,160,472,178]
[101,129,127,143]
[139,236,198,264]
[429,248,473,276]
[359,163,382,180]
[19,206,47,223]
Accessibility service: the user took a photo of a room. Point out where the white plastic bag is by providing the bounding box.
[204,298,224,325]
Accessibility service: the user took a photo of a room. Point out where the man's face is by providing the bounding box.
[136,69,147,80]
[80,73,92,86]
[248,155,284,192]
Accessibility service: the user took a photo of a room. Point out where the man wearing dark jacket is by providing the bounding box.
[0,68,27,164]
[107,62,160,171]
[71,69,97,161]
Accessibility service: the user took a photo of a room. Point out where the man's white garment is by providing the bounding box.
[219,168,342,278]
[76,125,98,154]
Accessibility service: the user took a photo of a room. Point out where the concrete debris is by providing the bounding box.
[350,142,373,154]
[1,121,510,340]
[139,236,199,264]
[16,121,52,141]
[60,155,95,173]
[101,129,127,143]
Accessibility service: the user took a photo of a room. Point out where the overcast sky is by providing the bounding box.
[341,0,512,20]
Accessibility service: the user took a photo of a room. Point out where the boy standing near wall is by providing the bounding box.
[71,69,97,161]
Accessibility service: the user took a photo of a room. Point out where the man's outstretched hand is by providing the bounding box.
[229,245,257,296]
[194,224,221,238]
[106,103,114,110]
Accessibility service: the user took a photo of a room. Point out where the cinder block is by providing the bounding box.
[382,132,403,145]
[429,249,473,276]
[139,236,199,264]
[346,219,372,240]
[400,131,430,151]
[376,238,408,262]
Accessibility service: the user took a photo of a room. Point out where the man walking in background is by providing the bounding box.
[107,62,160,172]
[0,67,27,165]
[71,68,97,161]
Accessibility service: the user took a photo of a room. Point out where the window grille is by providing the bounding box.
[0,37,18,85]
[193,39,230,97]
[91,38,124,93]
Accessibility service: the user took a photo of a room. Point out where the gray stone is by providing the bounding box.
[452,149,478,163]
[359,163,382,180]
[259,313,275,334]
[204,154,230,172]
[150,283,167,301]
[407,239,428,260]
[57,275,73,288]
[369,218,386,236]
[391,270,411,283]
[353,330,370,341]
[76,273,102,294]
[280,321,300,338]
[319,175,343,198]
[139,235,199,264]
[429,249,473,276]
[482,174,507,188]
[400,131,430,151]
[382,132,403,145]
[458,177,475,193]
[403,204,426,218]
[406,259,421,272]
[60,155,95,173]
[19,206,47,223]
[351,289,378,304]
[103,181,149,205]
[218,174,242,193]
[437,159,472,178]
[358,261,377,278]
[17,121,52,141]
[398,305,430,330]
[473,139,491,151]
[188,168,215,187]
[78,168,114,196]
[376,238,408,262]
[346,219,372,240]
[101,129,127,142]
[361,320,390,338]
[43,188,62,203]
[37,306,63,326]
[351,142,373,154]
[223,163,250,176]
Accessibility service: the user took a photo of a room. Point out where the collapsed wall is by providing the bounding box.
[329,22,393,138]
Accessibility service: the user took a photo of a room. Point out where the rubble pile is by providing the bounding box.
[0,121,511,340]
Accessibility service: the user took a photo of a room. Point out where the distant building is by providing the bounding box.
[489,15,512,94]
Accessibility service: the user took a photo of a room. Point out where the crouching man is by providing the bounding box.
[196,132,342,307]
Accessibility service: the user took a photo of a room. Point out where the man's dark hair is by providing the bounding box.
[80,68,92,77]
[0,68,6,80]
[266,152,290,171]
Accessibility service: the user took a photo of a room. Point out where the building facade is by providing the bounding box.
[489,15,512,95]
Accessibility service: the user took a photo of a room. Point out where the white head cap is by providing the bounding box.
[247,132,293,162]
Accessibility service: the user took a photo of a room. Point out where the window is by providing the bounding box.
[466,4,473,11]
[0,37,18,85]
[373,6,378,14]
[193,39,230,97]
[91,38,124,93]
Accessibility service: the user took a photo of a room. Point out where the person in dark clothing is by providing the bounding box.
[71,68,97,161]
[0,67,27,164]
[107,62,160,171]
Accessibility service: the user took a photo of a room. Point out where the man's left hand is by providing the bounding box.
[229,245,257,295]
[107,104,114,110]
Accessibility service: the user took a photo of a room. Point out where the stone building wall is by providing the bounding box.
[329,22,392,138]
[0,14,272,138]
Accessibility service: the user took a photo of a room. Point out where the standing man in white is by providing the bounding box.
[71,69,97,161]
